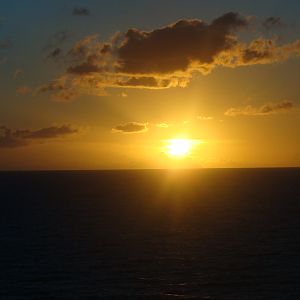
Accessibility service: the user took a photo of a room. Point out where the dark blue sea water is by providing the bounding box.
[1,169,300,299]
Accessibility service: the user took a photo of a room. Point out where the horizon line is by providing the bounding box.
[0,166,300,172]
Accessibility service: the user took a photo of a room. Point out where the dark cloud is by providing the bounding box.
[112,122,148,133]
[117,12,248,74]
[62,12,248,78]
[19,125,78,139]
[40,12,300,98]
[0,124,79,148]
[263,17,283,29]
[72,7,91,16]
[225,101,294,117]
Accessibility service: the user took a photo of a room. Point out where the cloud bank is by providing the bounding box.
[40,12,300,99]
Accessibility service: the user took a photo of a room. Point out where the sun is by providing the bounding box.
[166,139,193,157]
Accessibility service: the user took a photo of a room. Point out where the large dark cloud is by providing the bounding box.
[112,122,148,133]
[40,12,300,99]
[117,12,248,74]
[0,124,79,148]
[225,101,294,117]
[63,12,248,77]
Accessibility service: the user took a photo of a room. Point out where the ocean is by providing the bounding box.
[1,168,300,299]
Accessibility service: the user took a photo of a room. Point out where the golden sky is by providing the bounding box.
[1,1,300,169]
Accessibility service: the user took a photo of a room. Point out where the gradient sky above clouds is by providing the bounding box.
[1,0,300,169]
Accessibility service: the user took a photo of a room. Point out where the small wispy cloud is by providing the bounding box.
[0,124,80,148]
[72,7,91,16]
[225,101,294,117]
[112,122,148,133]
[263,17,283,29]
[44,31,69,63]
[36,77,78,102]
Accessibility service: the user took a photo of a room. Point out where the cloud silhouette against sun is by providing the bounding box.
[38,12,300,101]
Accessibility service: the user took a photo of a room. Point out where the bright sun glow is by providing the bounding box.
[166,139,194,157]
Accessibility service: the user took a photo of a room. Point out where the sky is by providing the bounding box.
[1,0,300,169]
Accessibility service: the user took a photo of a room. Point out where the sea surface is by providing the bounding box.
[1,168,300,299]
